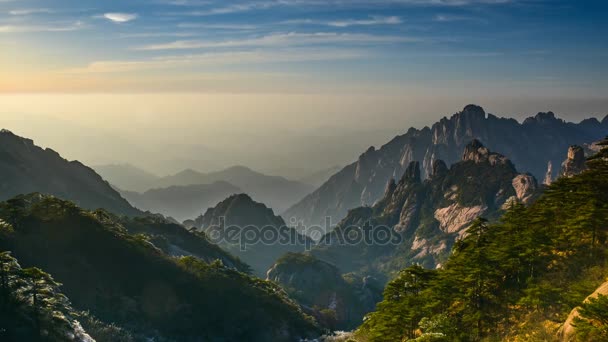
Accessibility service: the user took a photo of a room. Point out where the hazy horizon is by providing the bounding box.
[0,95,606,178]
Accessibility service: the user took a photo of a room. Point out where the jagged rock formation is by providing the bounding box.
[311,140,540,276]
[188,194,313,276]
[284,106,608,228]
[267,253,382,330]
[561,145,588,178]
[0,129,141,216]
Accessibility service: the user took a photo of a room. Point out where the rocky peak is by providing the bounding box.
[560,145,587,178]
[523,111,562,125]
[602,115,608,125]
[462,139,510,166]
[461,104,486,120]
[432,159,448,178]
[400,161,421,183]
[462,139,489,162]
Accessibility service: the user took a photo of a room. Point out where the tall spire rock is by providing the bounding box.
[543,161,553,185]
[560,145,587,178]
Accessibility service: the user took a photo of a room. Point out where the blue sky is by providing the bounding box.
[1,0,607,94]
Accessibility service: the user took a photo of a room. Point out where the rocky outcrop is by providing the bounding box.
[544,161,553,185]
[434,203,488,235]
[285,106,608,229]
[560,145,587,178]
[512,174,538,204]
[558,281,608,341]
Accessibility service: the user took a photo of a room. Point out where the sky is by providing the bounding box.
[0,0,607,177]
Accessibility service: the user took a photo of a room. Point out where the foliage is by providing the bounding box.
[0,195,320,341]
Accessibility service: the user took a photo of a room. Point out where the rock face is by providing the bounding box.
[0,129,141,216]
[560,145,588,177]
[558,281,608,341]
[188,194,313,277]
[267,253,382,330]
[284,106,608,228]
[311,140,540,274]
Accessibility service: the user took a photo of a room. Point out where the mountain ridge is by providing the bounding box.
[284,105,608,228]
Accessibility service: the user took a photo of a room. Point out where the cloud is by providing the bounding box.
[103,13,138,23]
[174,0,514,16]
[134,32,420,51]
[434,14,475,21]
[63,48,369,73]
[282,16,403,27]
[0,21,85,33]
[177,23,258,30]
[9,8,53,16]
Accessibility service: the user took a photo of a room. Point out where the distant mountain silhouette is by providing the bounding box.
[120,181,241,221]
[153,166,314,213]
[0,129,140,216]
[284,105,608,228]
[94,163,160,193]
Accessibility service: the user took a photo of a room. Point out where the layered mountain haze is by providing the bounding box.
[285,105,608,229]
[99,165,314,218]
[94,163,160,193]
[0,130,141,217]
[119,181,241,222]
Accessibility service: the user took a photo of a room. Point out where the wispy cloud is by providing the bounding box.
[173,0,514,16]
[135,32,420,51]
[285,16,403,27]
[0,21,85,33]
[9,8,53,16]
[177,22,258,30]
[64,48,369,73]
[103,13,138,23]
[434,14,475,22]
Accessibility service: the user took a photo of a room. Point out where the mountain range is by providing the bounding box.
[284,105,608,228]
[96,165,315,217]
[120,181,241,222]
